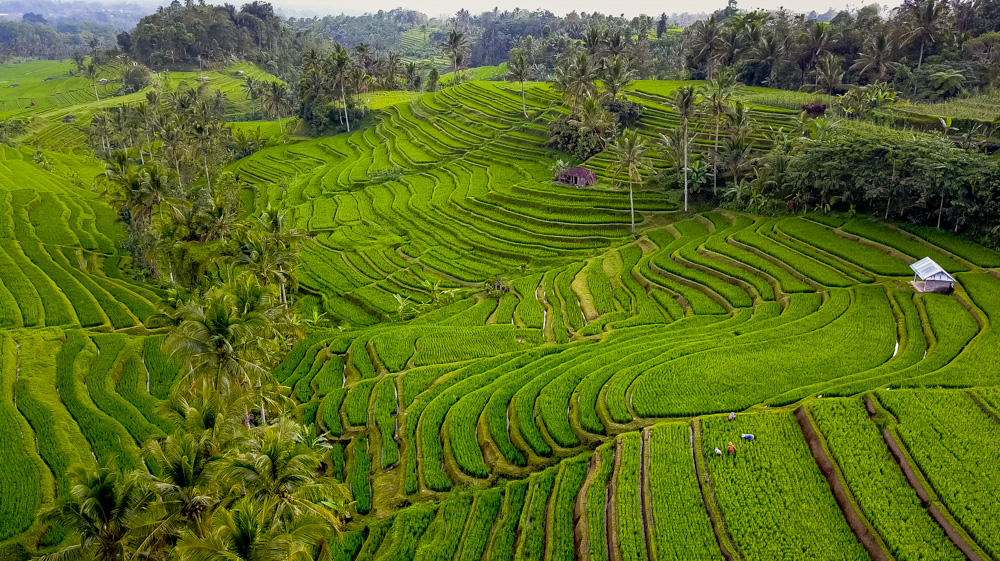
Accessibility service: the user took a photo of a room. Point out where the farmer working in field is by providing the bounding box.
[741,434,755,441]
[727,441,736,454]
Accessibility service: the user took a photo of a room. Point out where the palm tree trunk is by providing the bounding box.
[937,191,945,229]
[683,122,689,212]
[628,179,635,235]
[93,81,100,103]
[341,82,351,133]
[277,116,284,144]
[175,158,183,189]
[713,118,720,195]
[204,155,211,191]
[914,38,925,95]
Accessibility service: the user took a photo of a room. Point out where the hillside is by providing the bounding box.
[1,58,999,561]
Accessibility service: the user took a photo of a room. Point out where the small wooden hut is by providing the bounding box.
[62,114,76,123]
[910,257,955,293]
[98,78,108,85]
[558,167,596,187]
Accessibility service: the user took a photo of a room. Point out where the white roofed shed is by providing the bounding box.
[909,257,955,293]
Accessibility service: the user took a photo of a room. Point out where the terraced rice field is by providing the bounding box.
[4,65,1000,560]
[234,81,1000,560]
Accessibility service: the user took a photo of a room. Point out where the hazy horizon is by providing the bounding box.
[272,0,873,20]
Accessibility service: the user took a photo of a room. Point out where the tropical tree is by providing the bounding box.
[902,0,949,70]
[554,52,597,114]
[164,283,277,398]
[850,33,900,82]
[260,81,290,142]
[85,61,101,102]
[441,30,468,76]
[813,53,845,105]
[668,85,702,211]
[705,70,738,194]
[601,55,634,98]
[606,129,651,235]
[37,465,161,561]
[507,47,530,118]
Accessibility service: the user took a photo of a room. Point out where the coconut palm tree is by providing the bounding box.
[754,32,785,86]
[259,81,290,143]
[383,51,402,89]
[903,0,949,70]
[157,119,187,189]
[606,129,651,235]
[142,429,219,538]
[37,465,160,561]
[690,15,722,79]
[85,61,101,102]
[850,33,900,82]
[668,85,702,212]
[221,419,345,524]
[327,45,354,132]
[554,52,597,115]
[164,283,273,398]
[813,53,845,106]
[441,30,469,77]
[507,48,530,118]
[706,70,739,194]
[174,497,330,561]
[601,54,634,99]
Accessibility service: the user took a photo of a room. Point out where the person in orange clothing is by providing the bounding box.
[727,441,736,454]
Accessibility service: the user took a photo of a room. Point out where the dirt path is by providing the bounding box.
[794,406,889,561]
[869,398,985,561]
[608,438,622,561]
[690,420,737,561]
[640,428,653,561]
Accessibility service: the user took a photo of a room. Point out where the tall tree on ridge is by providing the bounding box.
[508,48,531,118]
[607,129,651,235]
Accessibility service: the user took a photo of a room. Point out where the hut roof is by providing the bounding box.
[910,257,955,283]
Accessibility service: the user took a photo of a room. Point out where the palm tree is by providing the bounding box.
[383,51,401,89]
[221,419,344,524]
[850,33,900,82]
[328,46,354,132]
[507,48,530,118]
[142,429,219,538]
[85,61,101,102]
[706,70,738,194]
[191,120,218,191]
[801,21,833,80]
[554,52,597,114]
[755,32,784,86]
[601,55,634,99]
[813,53,845,106]
[164,288,273,398]
[441,30,468,77]
[37,465,160,561]
[240,236,297,306]
[668,86,702,212]
[606,129,651,235]
[174,497,330,561]
[690,15,721,79]
[259,81,290,143]
[242,77,261,118]
[157,119,187,189]
[904,0,949,70]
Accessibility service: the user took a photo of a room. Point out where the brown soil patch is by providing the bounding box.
[794,407,889,561]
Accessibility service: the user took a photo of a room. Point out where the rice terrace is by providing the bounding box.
[0,2,999,560]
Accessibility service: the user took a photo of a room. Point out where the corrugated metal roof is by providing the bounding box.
[910,257,955,282]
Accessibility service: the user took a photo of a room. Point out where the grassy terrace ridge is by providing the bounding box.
[3,57,1000,561]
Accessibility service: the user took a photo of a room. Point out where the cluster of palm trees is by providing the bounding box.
[607,73,765,230]
[38,389,347,561]
[241,77,292,139]
[553,48,637,116]
[685,0,962,95]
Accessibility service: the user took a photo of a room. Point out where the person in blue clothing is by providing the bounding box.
[741,433,755,441]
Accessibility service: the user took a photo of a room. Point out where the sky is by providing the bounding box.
[276,0,865,19]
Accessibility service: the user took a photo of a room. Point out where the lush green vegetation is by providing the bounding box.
[4,0,1000,558]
